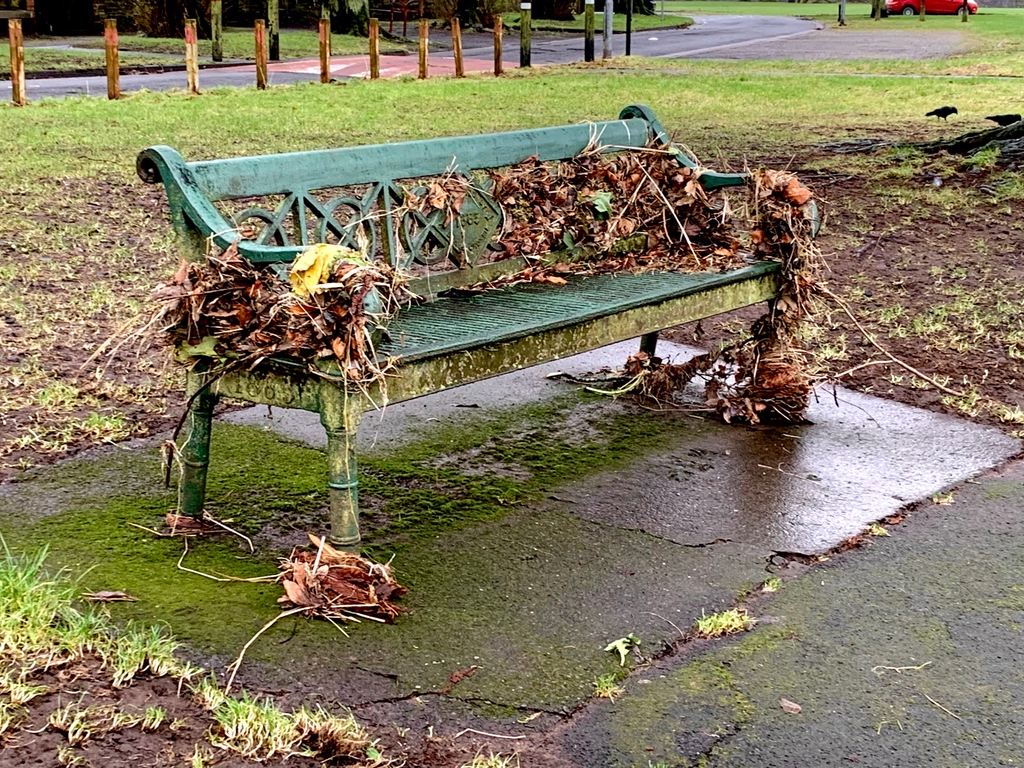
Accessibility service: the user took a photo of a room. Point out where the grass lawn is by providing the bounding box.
[0,45,176,77]
[61,27,412,61]
[501,10,694,31]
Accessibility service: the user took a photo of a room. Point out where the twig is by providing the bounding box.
[648,611,687,640]
[923,693,962,720]
[453,728,526,740]
[202,512,254,552]
[176,538,278,583]
[871,661,932,676]
[832,359,892,379]
[225,606,308,694]
[819,286,966,398]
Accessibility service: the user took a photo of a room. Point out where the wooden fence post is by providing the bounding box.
[584,0,595,62]
[519,1,531,68]
[211,0,223,61]
[8,19,25,106]
[104,19,120,100]
[451,17,464,77]
[369,18,380,80]
[418,18,428,79]
[319,17,331,83]
[960,0,968,21]
[185,19,200,95]
[255,20,268,89]
[268,0,280,60]
[493,16,503,76]
[920,0,926,20]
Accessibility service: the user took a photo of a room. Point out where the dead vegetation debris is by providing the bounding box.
[278,534,406,623]
[149,242,413,388]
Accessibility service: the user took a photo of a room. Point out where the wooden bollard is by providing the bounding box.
[369,18,380,80]
[104,19,120,100]
[418,18,428,79]
[319,17,331,83]
[584,0,594,62]
[920,0,926,19]
[211,0,223,61]
[255,19,268,89]
[185,19,200,95]
[8,19,25,106]
[493,16,503,76]
[961,0,968,21]
[519,1,531,68]
[451,17,464,78]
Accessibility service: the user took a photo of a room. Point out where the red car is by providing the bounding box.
[886,0,978,14]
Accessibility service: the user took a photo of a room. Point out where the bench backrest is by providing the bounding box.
[138,104,747,296]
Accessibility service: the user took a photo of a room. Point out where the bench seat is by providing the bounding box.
[379,263,779,364]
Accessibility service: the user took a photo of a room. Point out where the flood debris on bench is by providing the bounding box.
[589,168,823,425]
[151,244,414,390]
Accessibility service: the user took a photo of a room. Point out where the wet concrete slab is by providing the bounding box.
[552,460,1024,768]
[227,339,1019,556]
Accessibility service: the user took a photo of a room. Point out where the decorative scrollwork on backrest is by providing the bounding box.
[226,176,504,275]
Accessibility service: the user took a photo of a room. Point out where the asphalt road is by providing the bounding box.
[0,15,819,100]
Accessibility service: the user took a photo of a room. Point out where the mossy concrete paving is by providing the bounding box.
[0,340,1018,765]
[557,459,1024,768]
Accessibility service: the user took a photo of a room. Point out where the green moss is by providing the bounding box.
[0,393,699,709]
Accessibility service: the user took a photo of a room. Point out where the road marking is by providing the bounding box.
[655,26,819,58]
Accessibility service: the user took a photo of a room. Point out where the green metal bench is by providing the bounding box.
[138,104,783,546]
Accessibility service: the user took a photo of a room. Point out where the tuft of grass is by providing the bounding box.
[0,543,103,674]
[142,706,167,731]
[931,491,955,505]
[207,692,372,762]
[693,608,756,639]
[48,703,145,746]
[593,672,625,702]
[1,679,49,705]
[460,752,521,768]
[866,523,890,537]
[761,576,783,593]
[108,623,180,688]
[0,699,21,736]
[56,745,86,768]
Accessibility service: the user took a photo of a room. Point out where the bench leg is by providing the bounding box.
[320,390,364,547]
[178,376,218,518]
[639,331,659,356]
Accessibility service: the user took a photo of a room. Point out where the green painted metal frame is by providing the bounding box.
[144,105,786,546]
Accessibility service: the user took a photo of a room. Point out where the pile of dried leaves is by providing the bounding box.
[487,146,745,273]
[150,242,413,386]
[278,534,406,623]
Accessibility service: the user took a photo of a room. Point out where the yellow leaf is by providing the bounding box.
[289,243,363,299]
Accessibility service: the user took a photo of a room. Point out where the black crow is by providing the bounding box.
[985,114,1022,127]
[925,106,958,121]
